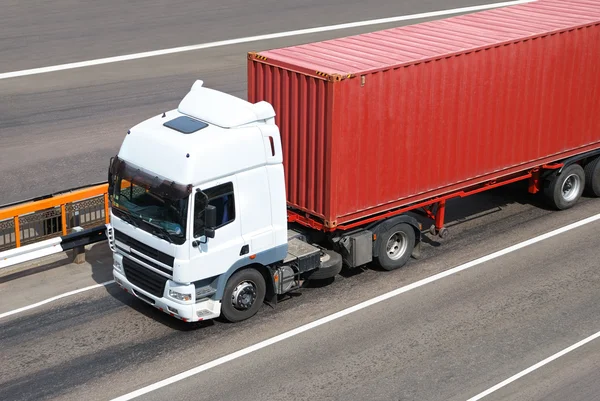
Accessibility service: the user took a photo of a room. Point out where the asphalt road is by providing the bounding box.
[142,216,600,401]
[1,185,599,401]
[1,0,503,205]
[2,1,600,401]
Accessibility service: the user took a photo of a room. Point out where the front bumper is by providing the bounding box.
[113,269,221,322]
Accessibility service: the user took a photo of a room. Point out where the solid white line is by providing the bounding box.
[0,280,115,320]
[111,212,600,401]
[0,0,535,80]
[466,330,600,400]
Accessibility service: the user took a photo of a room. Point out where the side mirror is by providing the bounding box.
[107,157,115,196]
[205,205,217,238]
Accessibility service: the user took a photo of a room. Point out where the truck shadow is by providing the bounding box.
[338,180,553,276]
[87,252,215,330]
[103,283,215,331]
[84,244,213,330]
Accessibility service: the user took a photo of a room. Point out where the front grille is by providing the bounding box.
[127,254,172,276]
[114,229,175,266]
[123,257,168,297]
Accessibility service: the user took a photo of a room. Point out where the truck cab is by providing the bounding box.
[107,80,295,322]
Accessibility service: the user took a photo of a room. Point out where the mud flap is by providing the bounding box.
[411,238,422,260]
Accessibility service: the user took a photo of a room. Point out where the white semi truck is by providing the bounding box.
[107,80,397,323]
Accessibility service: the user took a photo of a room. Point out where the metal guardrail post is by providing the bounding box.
[61,204,67,235]
[71,226,85,264]
[104,193,110,224]
[13,216,20,248]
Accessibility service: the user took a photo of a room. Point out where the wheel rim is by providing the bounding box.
[231,280,257,310]
[386,231,408,261]
[561,173,581,202]
[320,251,331,264]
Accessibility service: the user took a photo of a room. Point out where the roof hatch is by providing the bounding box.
[163,115,208,134]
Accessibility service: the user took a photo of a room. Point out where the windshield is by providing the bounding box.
[109,157,191,245]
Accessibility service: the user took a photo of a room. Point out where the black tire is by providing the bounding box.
[375,223,415,271]
[220,268,266,323]
[584,156,600,197]
[306,250,343,280]
[543,164,586,210]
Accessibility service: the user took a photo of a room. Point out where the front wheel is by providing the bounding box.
[375,223,415,271]
[221,268,266,323]
[543,164,585,210]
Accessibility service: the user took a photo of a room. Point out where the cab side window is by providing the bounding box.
[194,183,235,236]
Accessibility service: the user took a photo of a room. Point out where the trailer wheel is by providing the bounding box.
[375,223,415,271]
[584,156,600,197]
[543,164,585,210]
[306,250,343,280]
[221,268,266,323]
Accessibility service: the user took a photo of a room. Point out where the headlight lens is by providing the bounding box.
[113,259,123,273]
[169,290,192,302]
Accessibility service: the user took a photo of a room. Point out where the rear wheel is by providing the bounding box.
[543,164,585,210]
[584,156,600,197]
[221,268,266,323]
[375,223,415,271]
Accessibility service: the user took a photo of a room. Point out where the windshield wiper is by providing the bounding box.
[115,207,139,227]
[114,204,178,244]
[141,219,175,244]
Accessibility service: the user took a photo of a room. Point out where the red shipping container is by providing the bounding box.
[247,0,600,229]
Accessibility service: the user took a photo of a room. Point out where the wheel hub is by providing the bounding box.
[561,173,581,201]
[231,281,257,310]
[386,231,408,261]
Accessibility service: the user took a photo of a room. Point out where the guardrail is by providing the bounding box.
[0,183,110,269]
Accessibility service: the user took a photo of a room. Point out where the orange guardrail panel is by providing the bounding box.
[0,183,110,250]
[0,184,108,221]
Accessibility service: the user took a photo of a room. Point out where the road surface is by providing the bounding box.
[2,1,599,400]
[1,186,599,401]
[0,0,516,205]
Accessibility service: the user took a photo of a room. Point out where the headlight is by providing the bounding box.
[169,290,192,302]
[113,258,123,273]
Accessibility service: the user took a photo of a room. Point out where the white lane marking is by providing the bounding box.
[0,0,535,80]
[112,212,600,401]
[0,280,115,320]
[466,330,600,400]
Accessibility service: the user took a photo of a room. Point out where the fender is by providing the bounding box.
[557,149,600,174]
[213,244,287,302]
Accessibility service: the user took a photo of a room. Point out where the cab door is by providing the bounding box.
[181,176,245,283]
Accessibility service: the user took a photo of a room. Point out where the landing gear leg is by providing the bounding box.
[428,200,449,238]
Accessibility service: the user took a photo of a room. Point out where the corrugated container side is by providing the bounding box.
[248,59,334,221]
[329,24,600,222]
[248,2,600,227]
